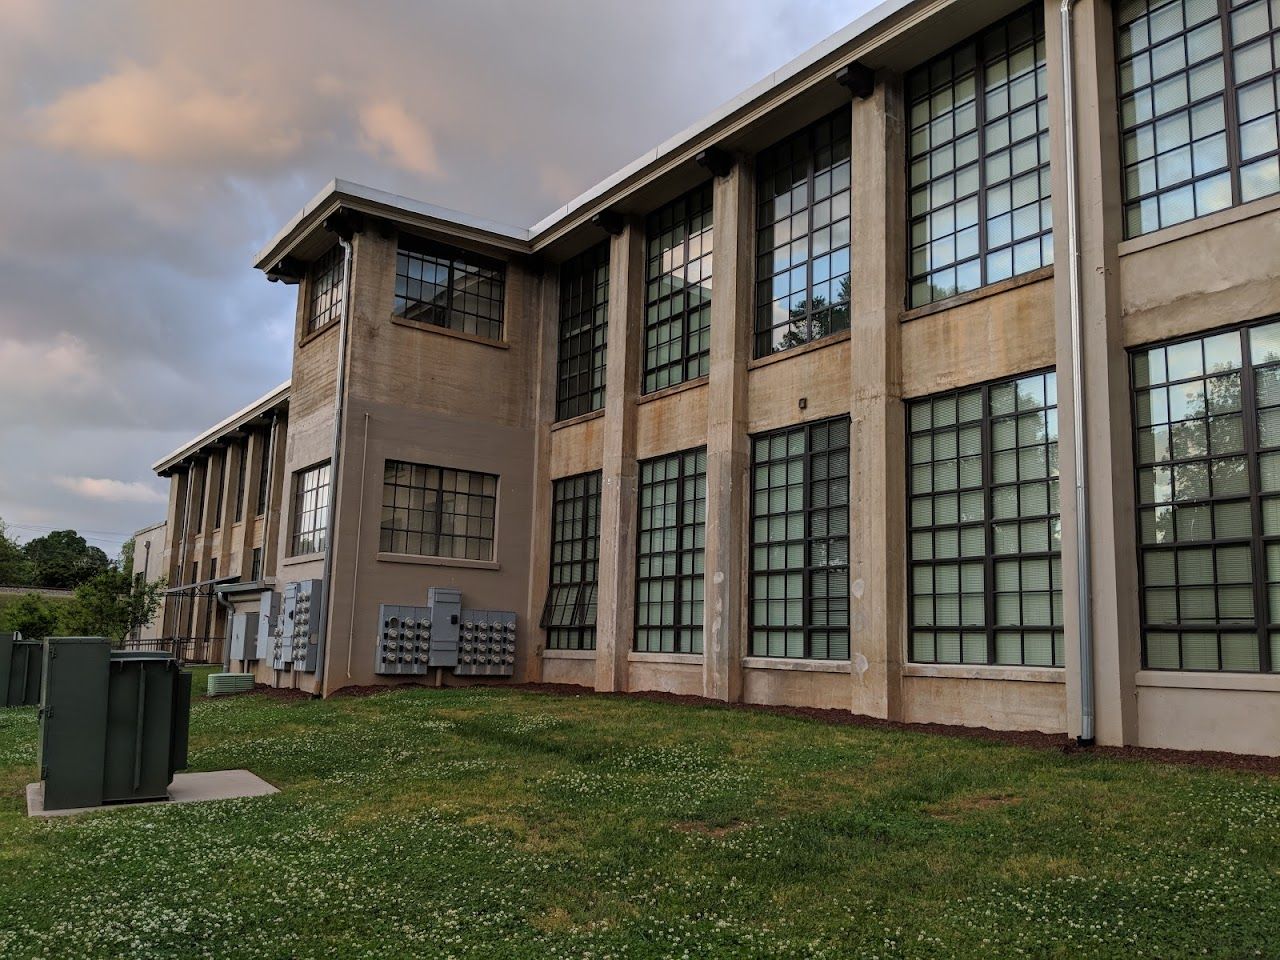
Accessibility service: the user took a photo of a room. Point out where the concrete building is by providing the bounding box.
[143,0,1280,755]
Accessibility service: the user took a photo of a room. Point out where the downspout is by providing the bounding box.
[316,219,356,697]
[1061,0,1095,745]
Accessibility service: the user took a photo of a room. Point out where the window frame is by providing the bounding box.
[555,242,611,421]
[392,234,507,341]
[306,244,345,335]
[379,459,499,562]
[643,183,714,394]
[748,416,852,660]
[541,471,602,651]
[634,447,708,654]
[289,461,331,557]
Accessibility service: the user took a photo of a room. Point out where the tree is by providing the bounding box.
[63,570,166,643]
[0,593,61,640]
[22,530,110,589]
[0,519,32,586]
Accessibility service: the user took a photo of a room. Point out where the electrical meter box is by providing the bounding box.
[426,587,462,668]
[1,632,42,707]
[38,639,191,811]
[456,610,518,677]
[229,613,260,662]
[286,579,324,672]
[269,599,291,671]
[375,605,433,676]
[258,590,280,661]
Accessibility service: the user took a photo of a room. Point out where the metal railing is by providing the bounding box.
[122,636,224,665]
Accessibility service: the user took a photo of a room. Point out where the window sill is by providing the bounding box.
[902,663,1065,684]
[1135,670,1280,693]
[746,329,851,371]
[281,551,325,567]
[1118,192,1280,257]
[628,651,702,665]
[298,320,339,350]
[637,376,709,405]
[389,315,509,350]
[542,648,596,660]
[551,408,605,431]
[376,552,499,571]
[742,657,851,674]
[900,265,1054,323]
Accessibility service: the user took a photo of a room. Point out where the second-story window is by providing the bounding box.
[1117,0,1280,238]
[907,4,1051,308]
[290,461,330,556]
[307,244,344,334]
[555,242,611,420]
[394,237,506,341]
[755,110,852,358]
[644,183,713,392]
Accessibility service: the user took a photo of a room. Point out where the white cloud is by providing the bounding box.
[54,476,167,505]
[358,100,440,178]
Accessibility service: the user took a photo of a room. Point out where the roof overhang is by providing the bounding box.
[153,380,290,477]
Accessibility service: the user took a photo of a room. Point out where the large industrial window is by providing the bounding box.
[749,417,850,659]
[906,5,1051,308]
[636,448,707,653]
[380,461,498,561]
[393,237,506,341]
[213,452,225,530]
[908,371,1063,666]
[541,472,601,650]
[256,428,272,518]
[755,110,852,358]
[289,462,330,556]
[233,442,248,523]
[556,242,611,420]
[1117,0,1280,237]
[644,184,713,393]
[1134,319,1280,672]
[307,245,344,334]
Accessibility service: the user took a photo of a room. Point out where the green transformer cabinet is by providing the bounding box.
[1,632,43,707]
[38,639,192,811]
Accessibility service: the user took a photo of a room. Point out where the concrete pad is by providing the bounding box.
[26,769,279,818]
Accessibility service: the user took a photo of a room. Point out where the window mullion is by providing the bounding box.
[1241,334,1272,671]
[975,40,989,293]
[803,427,813,659]
[981,385,998,665]
[1218,0,1244,208]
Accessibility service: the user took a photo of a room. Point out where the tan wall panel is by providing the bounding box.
[742,667,851,710]
[635,384,710,460]
[746,337,851,434]
[1136,685,1280,756]
[627,660,703,696]
[901,676,1066,733]
[541,656,596,687]
[549,415,605,478]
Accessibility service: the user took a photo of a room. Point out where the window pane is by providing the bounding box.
[555,242,611,419]
[542,473,602,650]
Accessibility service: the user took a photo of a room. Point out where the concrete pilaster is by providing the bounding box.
[594,219,645,692]
[703,160,753,702]
[848,78,908,719]
[527,265,561,683]
[1047,0,1140,744]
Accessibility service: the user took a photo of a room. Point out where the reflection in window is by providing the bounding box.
[541,473,601,651]
[636,448,707,654]
[908,372,1063,666]
[290,462,330,556]
[907,4,1051,308]
[749,418,850,659]
[755,110,852,357]
[380,460,497,561]
[556,243,611,420]
[1116,0,1280,238]
[644,184,713,393]
[393,238,506,340]
[307,245,344,333]
[1133,320,1280,672]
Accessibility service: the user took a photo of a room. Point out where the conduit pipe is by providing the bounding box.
[1061,0,1095,744]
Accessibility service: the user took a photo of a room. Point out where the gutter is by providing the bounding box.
[1060,0,1095,745]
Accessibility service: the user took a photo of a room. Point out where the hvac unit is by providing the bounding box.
[206,672,255,696]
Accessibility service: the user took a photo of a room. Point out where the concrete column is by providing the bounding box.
[594,218,645,692]
[526,264,561,683]
[848,77,908,719]
[703,159,753,702]
[1046,0,1139,744]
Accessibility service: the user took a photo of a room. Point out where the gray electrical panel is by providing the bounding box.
[258,590,280,661]
[284,579,324,673]
[456,610,518,677]
[427,587,461,668]
[375,605,433,676]
[229,612,260,662]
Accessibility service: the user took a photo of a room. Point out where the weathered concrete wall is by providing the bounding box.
[1135,675,1280,756]
[742,664,851,710]
[901,671,1066,733]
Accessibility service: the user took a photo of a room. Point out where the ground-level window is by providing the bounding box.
[541,472,601,650]
[908,371,1063,666]
[636,448,707,654]
[290,462,331,556]
[380,461,497,561]
[644,184,713,393]
[1134,319,1280,672]
[556,242,611,420]
[749,417,850,659]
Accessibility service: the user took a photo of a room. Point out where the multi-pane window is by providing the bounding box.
[749,418,850,659]
[636,449,707,654]
[234,442,248,523]
[541,473,601,651]
[556,242,611,420]
[1133,319,1280,672]
[1117,0,1280,238]
[380,461,498,561]
[213,452,225,530]
[290,462,330,556]
[644,185,713,393]
[393,237,506,341]
[256,428,272,518]
[250,547,262,582]
[755,110,852,357]
[907,4,1051,308]
[307,245,344,334]
[908,372,1063,666]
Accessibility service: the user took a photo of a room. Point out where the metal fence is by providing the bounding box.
[122,636,224,665]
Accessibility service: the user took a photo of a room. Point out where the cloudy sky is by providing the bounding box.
[0,0,871,557]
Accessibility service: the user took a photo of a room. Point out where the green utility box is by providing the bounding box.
[38,639,191,811]
[1,632,43,707]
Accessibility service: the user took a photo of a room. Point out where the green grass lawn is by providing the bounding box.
[0,684,1276,959]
